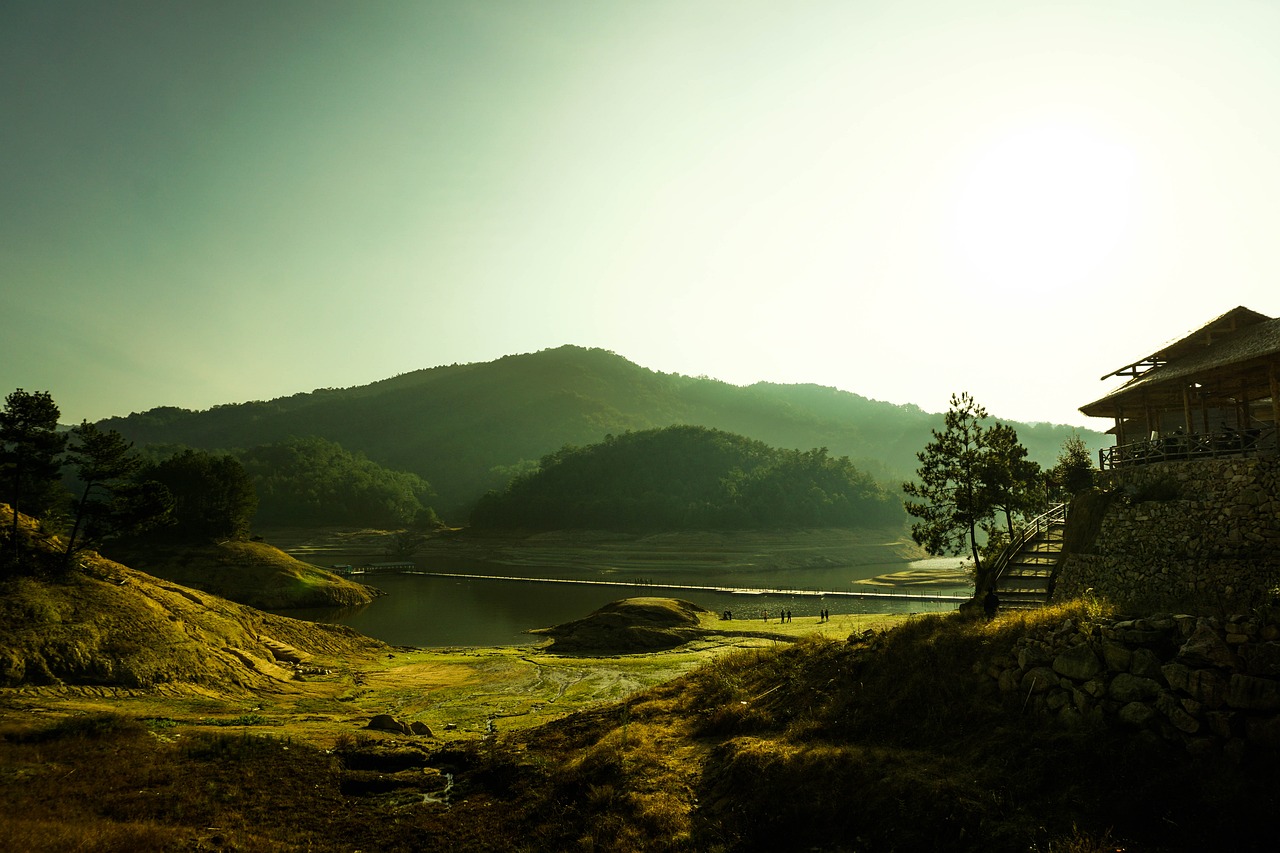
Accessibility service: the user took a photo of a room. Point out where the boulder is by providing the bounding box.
[1052,644,1102,682]
[1109,673,1161,703]
[367,714,410,734]
[1160,661,1191,692]
[1020,666,1058,694]
[1186,669,1228,709]
[1117,701,1156,728]
[1177,622,1237,669]
[1101,640,1132,673]
[1243,641,1280,677]
[1226,674,1280,712]
[1129,648,1165,681]
[1156,692,1200,734]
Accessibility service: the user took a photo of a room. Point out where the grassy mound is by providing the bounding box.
[0,506,382,691]
[531,597,711,653]
[103,538,379,610]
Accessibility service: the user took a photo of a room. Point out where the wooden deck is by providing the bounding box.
[1099,426,1277,470]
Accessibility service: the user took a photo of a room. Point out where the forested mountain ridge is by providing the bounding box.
[98,346,1107,517]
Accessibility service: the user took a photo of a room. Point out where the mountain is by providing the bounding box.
[98,345,1108,518]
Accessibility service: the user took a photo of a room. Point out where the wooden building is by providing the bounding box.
[1080,306,1280,469]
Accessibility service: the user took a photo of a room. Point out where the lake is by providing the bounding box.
[288,556,970,647]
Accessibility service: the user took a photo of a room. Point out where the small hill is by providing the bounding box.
[102,538,379,610]
[469,425,903,531]
[0,509,382,691]
[531,597,711,652]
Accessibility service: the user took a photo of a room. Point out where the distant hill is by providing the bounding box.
[470,425,904,531]
[98,345,1108,518]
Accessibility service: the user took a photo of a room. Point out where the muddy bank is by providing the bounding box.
[335,525,926,578]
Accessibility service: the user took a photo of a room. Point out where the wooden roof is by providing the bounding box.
[1098,306,1273,380]
[1081,307,1280,418]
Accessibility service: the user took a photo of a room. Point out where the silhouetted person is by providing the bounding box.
[983,589,1000,619]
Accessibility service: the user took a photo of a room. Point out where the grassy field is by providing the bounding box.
[7,600,1277,852]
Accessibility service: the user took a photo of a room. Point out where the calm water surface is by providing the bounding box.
[289,557,970,647]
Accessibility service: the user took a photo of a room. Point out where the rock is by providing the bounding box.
[1156,692,1200,734]
[1226,674,1280,711]
[1053,644,1103,681]
[1018,642,1054,670]
[409,721,433,737]
[1118,701,1157,728]
[1101,640,1132,672]
[1129,648,1165,682]
[1243,641,1280,677]
[1186,669,1228,709]
[1173,615,1198,637]
[1161,661,1191,692]
[1244,715,1280,748]
[1109,673,1162,703]
[367,714,410,734]
[1184,737,1220,758]
[1020,666,1058,694]
[1178,622,1238,669]
[1204,711,1235,739]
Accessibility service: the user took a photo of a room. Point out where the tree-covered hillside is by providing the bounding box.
[97,346,1108,517]
[240,437,438,529]
[470,425,903,531]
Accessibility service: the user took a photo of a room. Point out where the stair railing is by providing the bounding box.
[987,502,1068,594]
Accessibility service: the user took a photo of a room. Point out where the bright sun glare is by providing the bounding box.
[948,119,1139,295]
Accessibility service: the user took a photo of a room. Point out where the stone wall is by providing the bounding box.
[985,611,1280,757]
[1055,455,1280,612]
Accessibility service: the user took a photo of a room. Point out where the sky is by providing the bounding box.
[4,0,1280,430]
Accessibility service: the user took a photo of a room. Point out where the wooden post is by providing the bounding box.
[1183,387,1194,435]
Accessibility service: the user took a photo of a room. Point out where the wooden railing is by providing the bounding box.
[1099,426,1278,470]
[987,502,1068,593]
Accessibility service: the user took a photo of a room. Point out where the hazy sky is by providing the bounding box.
[4,1,1279,429]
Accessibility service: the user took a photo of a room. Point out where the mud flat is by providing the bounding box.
[267,526,928,581]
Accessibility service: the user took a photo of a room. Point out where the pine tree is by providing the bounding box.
[0,389,66,569]
[902,392,995,584]
[63,421,171,566]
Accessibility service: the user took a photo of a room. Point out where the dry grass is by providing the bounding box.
[4,603,1278,851]
[103,537,378,609]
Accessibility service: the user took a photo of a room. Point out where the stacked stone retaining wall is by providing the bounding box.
[1055,456,1280,612]
[986,611,1280,758]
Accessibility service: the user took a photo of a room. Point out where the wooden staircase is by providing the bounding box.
[988,503,1067,610]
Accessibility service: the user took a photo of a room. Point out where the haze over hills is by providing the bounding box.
[99,346,1109,519]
